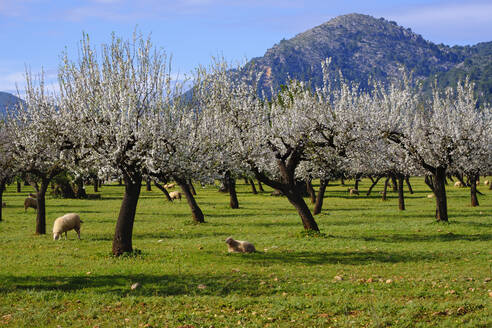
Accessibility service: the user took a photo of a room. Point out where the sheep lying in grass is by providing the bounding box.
[454,181,463,187]
[53,213,83,240]
[169,191,181,200]
[225,237,256,253]
[348,188,359,196]
[24,197,37,212]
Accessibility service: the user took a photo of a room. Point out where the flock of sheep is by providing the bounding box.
[18,184,255,252]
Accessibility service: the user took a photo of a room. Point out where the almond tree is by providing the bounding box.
[0,123,18,222]
[203,62,327,231]
[6,72,73,233]
[59,33,168,255]
[376,79,491,221]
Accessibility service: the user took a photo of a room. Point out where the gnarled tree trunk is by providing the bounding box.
[313,179,328,215]
[35,178,50,235]
[225,171,239,209]
[469,174,479,207]
[366,176,381,196]
[0,180,5,222]
[154,181,172,201]
[257,179,264,192]
[176,177,204,223]
[188,179,197,196]
[306,179,316,204]
[382,176,390,201]
[405,176,413,194]
[249,179,258,194]
[433,167,448,222]
[397,174,405,210]
[112,174,142,256]
[74,177,87,199]
[285,189,319,231]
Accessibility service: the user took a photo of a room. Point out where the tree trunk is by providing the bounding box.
[244,177,249,184]
[433,167,448,222]
[154,181,172,201]
[0,181,5,222]
[285,189,320,231]
[366,176,381,196]
[469,174,479,207]
[118,178,122,186]
[249,179,258,194]
[188,179,197,196]
[177,177,204,223]
[306,179,316,204]
[112,174,142,256]
[397,174,405,210]
[405,176,414,194]
[382,176,390,201]
[35,178,50,235]
[313,179,328,215]
[354,176,360,191]
[391,175,397,192]
[75,177,87,199]
[93,177,98,193]
[257,179,264,192]
[16,181,21,193]
[228,178,239,209]
[340,177,345,185]
[146,177,152,191]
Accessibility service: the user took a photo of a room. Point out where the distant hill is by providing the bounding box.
[0,92,23,118]
[244,13,492,102]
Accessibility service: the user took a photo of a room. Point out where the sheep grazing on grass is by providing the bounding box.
[225,237,256,253]
[53,213,83,240]
[348,188,359,196]
[485,180,490,186]
[169,191,181,200]
[165,183,176,189]
[454,181,463,187]
[24,197,37,212]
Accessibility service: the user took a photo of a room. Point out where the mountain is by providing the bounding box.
[0,92,23,118]
[244,13,491,102]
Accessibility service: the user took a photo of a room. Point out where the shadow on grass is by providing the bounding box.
[333,233,492,243]
[0,248,459,297]
[0,272,276,297]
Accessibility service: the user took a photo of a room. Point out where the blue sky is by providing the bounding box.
[1,0,491,94]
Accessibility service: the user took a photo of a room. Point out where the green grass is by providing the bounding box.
[0,178,491,327]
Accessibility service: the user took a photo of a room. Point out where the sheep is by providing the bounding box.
[225,237,256,253]
[485,180,490,186]
[348,188,359,196]
[165,183,176,189]
[454,181,463,187]
[53,213,83,240]
[24,197,37,212]
[427,194,434,198]
[169,191,182,200]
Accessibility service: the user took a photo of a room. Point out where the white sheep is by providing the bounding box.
[53,213,83,240]
[169,191,181,200]
[225,237,256,253]
[348,188,359,196]
[165,183,176,189]
[454,181,463,187]
[427,194,434,198]
[484,180,490,186]
[24,197,37,212]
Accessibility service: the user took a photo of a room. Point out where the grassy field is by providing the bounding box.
[0,178,490,327]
